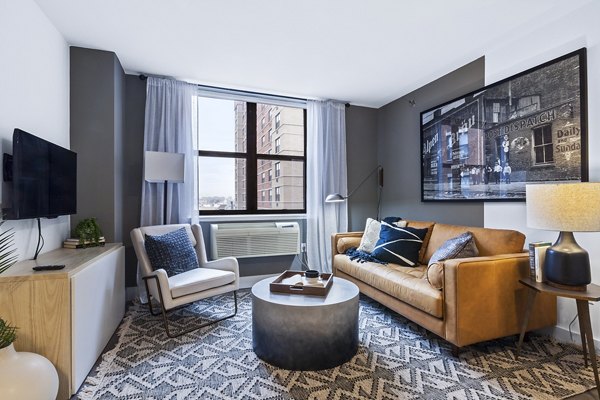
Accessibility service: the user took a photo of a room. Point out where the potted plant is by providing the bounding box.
[0,219,17,274]
[0,318,16,349]
[74,218,103,247]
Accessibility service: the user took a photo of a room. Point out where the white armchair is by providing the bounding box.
[131,223,239,338]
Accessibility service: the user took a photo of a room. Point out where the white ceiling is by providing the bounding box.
[34,0,591,108]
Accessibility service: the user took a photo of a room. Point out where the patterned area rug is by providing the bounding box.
[76,290,596,399]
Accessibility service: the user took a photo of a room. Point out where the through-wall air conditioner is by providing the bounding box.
[210,222,300,259]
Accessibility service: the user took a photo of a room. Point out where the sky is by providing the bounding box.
[196,97,238,198]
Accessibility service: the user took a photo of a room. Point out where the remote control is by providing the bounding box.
[32,265,66,271]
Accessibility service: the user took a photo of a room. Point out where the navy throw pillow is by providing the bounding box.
[144,228,199,277]
[371,222,428,267]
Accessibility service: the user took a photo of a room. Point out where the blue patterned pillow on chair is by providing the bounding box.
[144,228,199,277]
[371,222,428,267]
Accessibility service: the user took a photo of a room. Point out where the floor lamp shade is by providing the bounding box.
[144,151,185,183]
[144,151,185,225]
[526,183,600,289]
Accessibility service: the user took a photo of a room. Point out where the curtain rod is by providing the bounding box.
[138,74,350,107]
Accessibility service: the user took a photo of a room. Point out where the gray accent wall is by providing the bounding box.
[70,47,124,242]
[71,47,146,286]
[375,57,486,226]
[345,106,379,231]
[122,75,146,286]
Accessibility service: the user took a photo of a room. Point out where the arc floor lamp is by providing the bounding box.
[325,165,384,220]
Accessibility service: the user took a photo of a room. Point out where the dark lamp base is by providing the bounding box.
[544,231,591,290]
[546,280,587,292]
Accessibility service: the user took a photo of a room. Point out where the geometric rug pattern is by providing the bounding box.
[76,290,596,400]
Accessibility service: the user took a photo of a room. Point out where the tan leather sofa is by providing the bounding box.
[332,220,557,351]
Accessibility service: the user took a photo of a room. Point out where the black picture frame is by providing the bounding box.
[420,48,588,202]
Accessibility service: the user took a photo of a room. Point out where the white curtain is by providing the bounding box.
[138,77,196,301]
[306,100,348,273]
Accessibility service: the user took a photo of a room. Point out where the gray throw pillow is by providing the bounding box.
[428,231,479,266]
[144,228,200,277]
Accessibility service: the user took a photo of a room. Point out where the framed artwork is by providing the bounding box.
[420,48,588,201]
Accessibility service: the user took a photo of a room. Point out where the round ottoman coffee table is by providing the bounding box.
[251,276,359,370]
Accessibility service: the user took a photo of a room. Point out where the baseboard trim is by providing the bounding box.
[538,325,600,350]
[239,274,278,289]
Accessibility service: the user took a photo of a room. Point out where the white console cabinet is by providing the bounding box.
[0,243,125,399]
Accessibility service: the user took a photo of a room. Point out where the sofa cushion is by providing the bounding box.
[423,223,525,263]
[334,254,443,318]
[428,232,479,265]
[337,236,362,254]
[169,268,235,298]
[371,223,428,267]
[405,220,436,264]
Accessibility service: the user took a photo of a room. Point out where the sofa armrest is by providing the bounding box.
[331,232,363,273]
[442,252,557,347]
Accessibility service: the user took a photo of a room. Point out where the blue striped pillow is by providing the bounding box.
[371,222,428,267]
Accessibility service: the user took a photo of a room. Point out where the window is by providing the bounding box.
[195,96,306,214]
[275,187,281,202]
[275,137,281,153]
[533,124,553,164]
[492,102,500,123]
[275,162,281,177]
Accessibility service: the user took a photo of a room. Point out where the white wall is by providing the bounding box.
[484,1,600,343]
[0,0,70,260]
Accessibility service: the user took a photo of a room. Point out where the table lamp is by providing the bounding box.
[325,165,384,220]
[144,151,185,225]
[526,183,600,291]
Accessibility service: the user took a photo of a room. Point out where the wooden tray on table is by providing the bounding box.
[270,270,333,296]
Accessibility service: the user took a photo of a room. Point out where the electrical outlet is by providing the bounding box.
[301,243,307,252]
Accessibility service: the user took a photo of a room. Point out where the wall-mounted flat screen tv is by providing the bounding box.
[5,128,77,219]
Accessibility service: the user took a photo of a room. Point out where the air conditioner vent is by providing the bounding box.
[210,222,300,259]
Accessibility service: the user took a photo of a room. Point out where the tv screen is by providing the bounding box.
[7,128,77,219]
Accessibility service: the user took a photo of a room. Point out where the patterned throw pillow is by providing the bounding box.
[144,228,200,277]
[357,218,381,253]
[357,217,408,254]
[371,222,428,267]
[428,231,479,266]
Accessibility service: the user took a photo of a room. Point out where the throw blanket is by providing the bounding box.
[345,247,387,264]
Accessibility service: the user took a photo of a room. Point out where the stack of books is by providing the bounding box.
[63,237,106,249]
[528,241,552,282]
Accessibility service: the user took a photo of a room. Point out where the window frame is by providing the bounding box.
[197,101,307,215]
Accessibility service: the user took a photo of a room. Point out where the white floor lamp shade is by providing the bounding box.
[144,151,185,225]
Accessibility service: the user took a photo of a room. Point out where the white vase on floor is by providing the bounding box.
[0,343,59,400]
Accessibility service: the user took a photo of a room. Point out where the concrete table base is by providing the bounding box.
[252,276,359,371]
